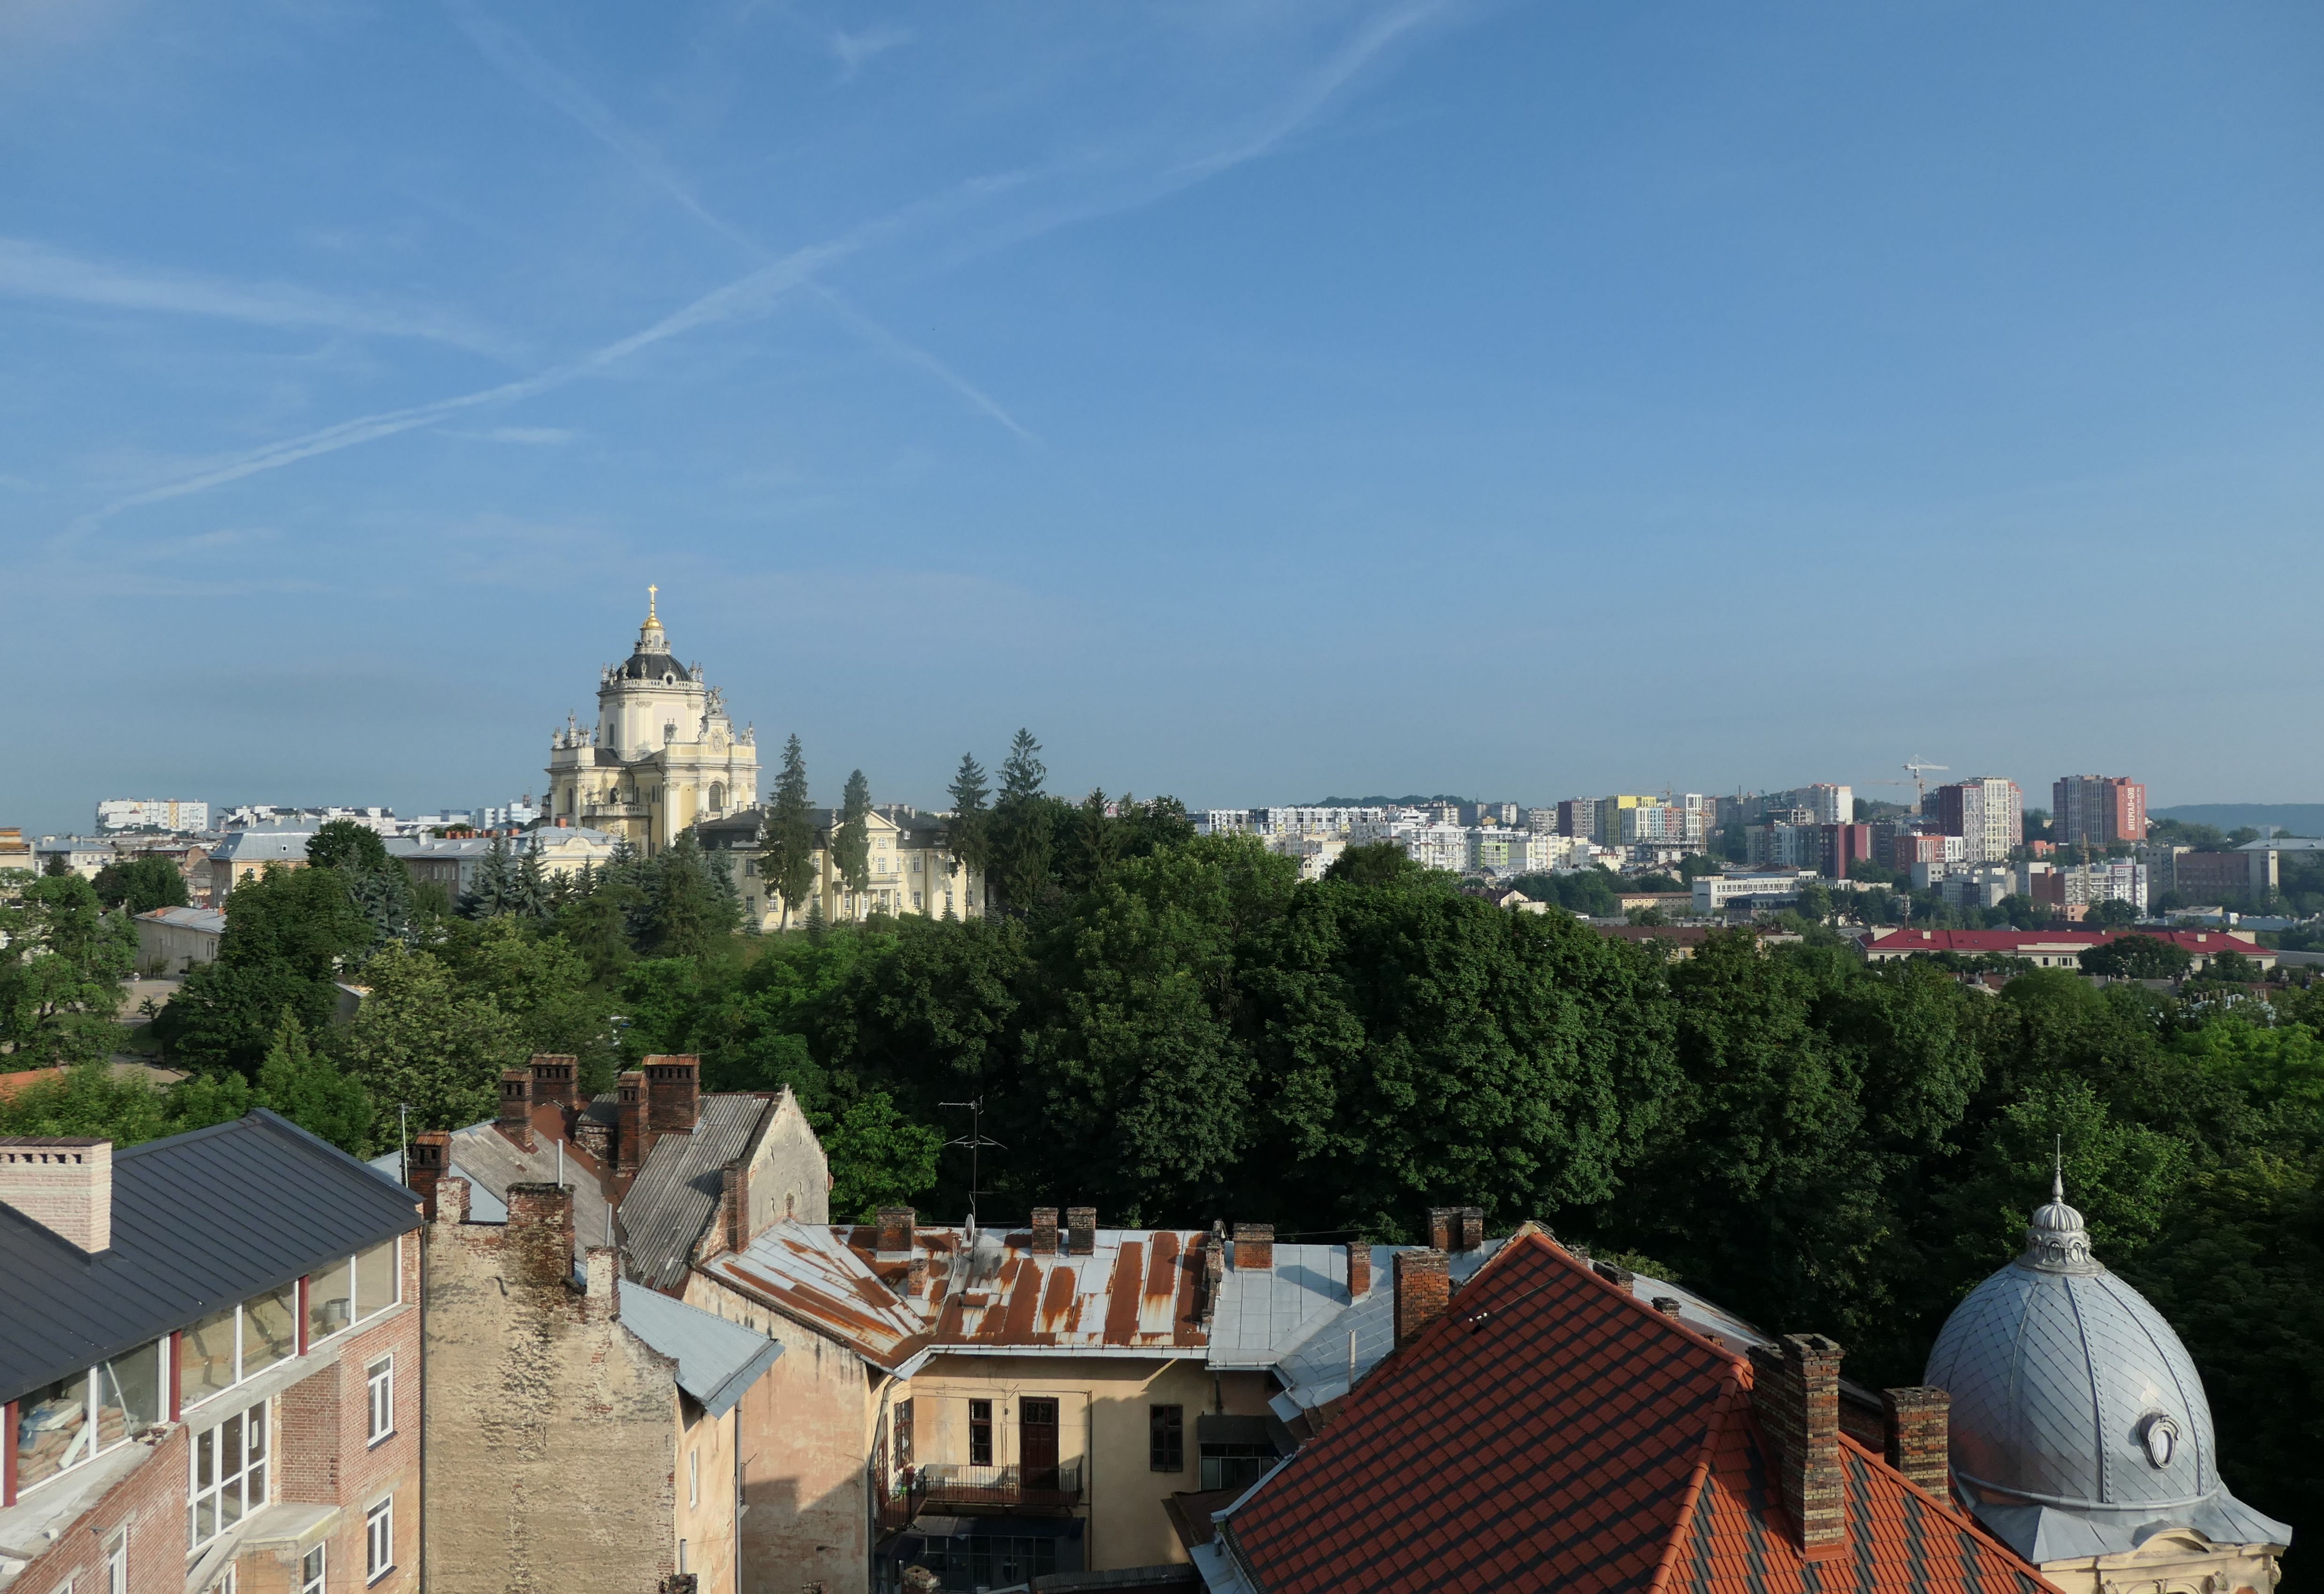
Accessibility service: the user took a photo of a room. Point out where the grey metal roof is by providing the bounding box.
[135,906,226,934]
[0,1111,420,1404]
[1207,1244,1372,1369]
[615,1282,783,1418]
[208,830,312,861]
[440,1121,611,1270]
[1265,1243,1503,1412]
[1925,1183,2294,1559]
[619,1095,771,1293]
[366,1148,508,1221]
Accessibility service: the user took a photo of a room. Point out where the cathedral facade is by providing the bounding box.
[543,591,759,854]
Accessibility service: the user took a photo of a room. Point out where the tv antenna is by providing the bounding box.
[939,1098,1006,1224]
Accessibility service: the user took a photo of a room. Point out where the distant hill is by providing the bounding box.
[2153,804,2324,837]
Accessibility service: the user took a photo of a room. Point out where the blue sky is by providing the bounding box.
[4,1,2320,833]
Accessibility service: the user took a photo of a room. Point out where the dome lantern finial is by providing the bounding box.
[647,583,658,622]
[2023,1145,2096,1273]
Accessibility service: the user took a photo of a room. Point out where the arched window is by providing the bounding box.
[709,782,726,811]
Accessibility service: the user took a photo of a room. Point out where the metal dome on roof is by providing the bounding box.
[1924,1168,2291,1564]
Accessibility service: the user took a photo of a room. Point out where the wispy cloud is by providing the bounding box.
[830,24,911,81]
[0,236,512,356]
[82,0,1451,524]
[807,284,1036,441]
[457,425,575,445]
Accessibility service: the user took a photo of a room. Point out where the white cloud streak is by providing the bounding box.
[830,24,911,80]
[0,236,513,356]
[83,0,1450,523]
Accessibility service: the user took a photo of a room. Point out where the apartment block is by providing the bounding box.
[1934,778,2022,863]
[2052,776,2146,847]
[0,1113,423,1594]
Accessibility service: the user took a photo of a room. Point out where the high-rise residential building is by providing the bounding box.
[94,797,210,833]
[2052,775,2147,847]
[1555,798,1599,839]
[1935,777,2023,862]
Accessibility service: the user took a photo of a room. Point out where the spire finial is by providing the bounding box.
[647,583,658,622]
[2053,1134,2064,1203]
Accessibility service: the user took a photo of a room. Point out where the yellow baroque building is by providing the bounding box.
[544,592,758,854]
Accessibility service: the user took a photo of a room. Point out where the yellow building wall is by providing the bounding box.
[898,1356,1276,1573]
[674,1402,741,1594]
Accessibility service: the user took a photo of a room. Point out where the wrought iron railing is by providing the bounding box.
[912,1459,1084,1508]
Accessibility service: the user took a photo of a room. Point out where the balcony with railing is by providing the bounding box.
[911,1459,1084,1511]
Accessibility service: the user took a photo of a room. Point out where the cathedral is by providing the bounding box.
[542,590,758,854]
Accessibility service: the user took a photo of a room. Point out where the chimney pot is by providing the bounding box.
[498,1069,535,1151]
[1593,1260,1634,1288]
[1233,1222,1275,1271]
[1393,1249,1451,1347]
[1426,1206,1456,1252]
[530,1054,579,1112]
[0,1137,112,1253]
[876,1207,916,1255]
[1749,1333,1846,1552]
[505,1181,576,1287]
[1345,1240,1371,1300]
[1653,1296,1682,1317]
[1457,1205,1485,1251]
[616,1071,647,1173]
[1065,1207,1097,1255]
[408,1130,450,1217]
[1882,1386,1951,1496]
[643,1055,700,1133]
[1030,1207,1059,1254]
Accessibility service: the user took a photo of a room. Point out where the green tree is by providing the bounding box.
[1325,842,1421,888]
[759,735,817,929]
[1793,881,1834,924]
[640,835,741,958]
[987,730,1056,915]
[338,943,525,1131]
[945,753,991,888]
[2086,898,2139,929]
[159,865,371,1073]
[834,769,874,897]
[308,820,389,873]
[458,838,520,919]
[2081,934,2194,980]
[312,819,412,947]
[0,873,136,1066]
[254,1009,373,1154]
[2207,949,2264,985]
[825,1091,944,1219]
[91,856,190,914]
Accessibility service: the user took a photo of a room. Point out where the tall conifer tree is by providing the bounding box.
[759,735,816,929]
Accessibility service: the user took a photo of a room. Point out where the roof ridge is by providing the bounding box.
[1643,1373,1749,1594]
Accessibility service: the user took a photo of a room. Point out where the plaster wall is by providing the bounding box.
[744,1089,830,1234]
[2039,1531,2285,1594]
[682,1271,876,1594]
[675,1401,741,1594]
[422,1208,680,1594]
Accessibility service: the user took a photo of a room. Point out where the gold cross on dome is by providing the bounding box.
[647,583,658,620]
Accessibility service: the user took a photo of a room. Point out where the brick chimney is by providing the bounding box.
[1883,1386,1951,1496]
[1393,1249,1450,1346]
[1233,1222,1274,1271]
[1029,1207,1059,1254]
[720,1161,747,1257]
[615,1072,646,1173]
[1653,1296,1683,1317]
[1426,1206,1455,1251]
[530,1054,579,1112]
[497,1069,534,1151]
[407,1131,449,1217]
[505,1182,575,1287]
[1066,1206,1096,1255]
[1345,1241,1371,1299]
[644,1055,699,1133]
[1748,1334,1846,1553]
[436,1175,470,1225]
[0,1137,112,1253]
[875,1207,916,1255]
[1456,1206,1484,1251]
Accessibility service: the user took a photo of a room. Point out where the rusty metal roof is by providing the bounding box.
[699,1220,1215,1370]
[696,1221,930,1372]
[871,1223,1211,1356]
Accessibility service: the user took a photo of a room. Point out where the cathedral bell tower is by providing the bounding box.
[542,588,758,854]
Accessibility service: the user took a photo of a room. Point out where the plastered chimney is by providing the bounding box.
[0,1137,112,1252]
[505,1182,576,1288]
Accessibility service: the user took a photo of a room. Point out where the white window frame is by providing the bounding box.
[310,1236,403,1354]
[365,1497,393,1584]
[187,1398,268,1551]
[299,1545,325,1594]
[104,1533,126,1594]
[12,1341,164,1495]
[366,1357,394,1445]
[688,1448,698,1508]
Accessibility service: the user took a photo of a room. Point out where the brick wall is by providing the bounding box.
[8,1426,189,1594]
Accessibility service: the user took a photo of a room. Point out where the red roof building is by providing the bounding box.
[1196,1231,2059,1594]
[1860,927,2270,971]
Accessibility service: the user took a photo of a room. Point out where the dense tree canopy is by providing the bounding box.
[0,872,137,1065]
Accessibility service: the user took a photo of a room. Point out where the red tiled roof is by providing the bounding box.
[1221,1233,2056,1594]
[1862,928,2260,956]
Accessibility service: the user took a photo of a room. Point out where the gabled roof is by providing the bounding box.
[616,1283,784,1418]
[1216,1233,2057,1594]
[697,1221,929,1372]
[437,1120,614,1268]
[0,1112,419,1404]
[622,1094,773,1293]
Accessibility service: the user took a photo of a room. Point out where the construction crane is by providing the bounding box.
[1902,759,1949,811]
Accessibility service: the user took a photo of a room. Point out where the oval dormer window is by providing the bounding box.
[2139,1413,2180,1469]
[662,671,676,685]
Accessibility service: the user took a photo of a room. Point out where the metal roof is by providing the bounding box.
[697,1220,929,1372]
[1266,1243,1503,1416]
[1207,1244,1374,1369]
[888,1223,1210,1355]
[134,906,226,934]
[207,830,312,861]
[615,1283,783,1418]
[0,1111,420,1404]
[440,1121,611,1269]
[620,1095,772,1293]
[366,1147,508,1221]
